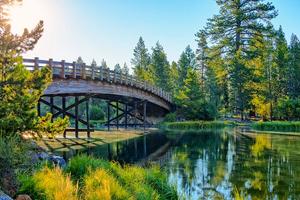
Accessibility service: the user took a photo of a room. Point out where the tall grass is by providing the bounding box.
[252,121,300,132]
[162,120,234,131]
[19,155,178,200]
[19,166,78,200]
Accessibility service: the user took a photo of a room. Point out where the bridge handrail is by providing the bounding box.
[23,57,172,103]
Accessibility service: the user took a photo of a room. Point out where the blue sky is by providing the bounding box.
[9,0,300,69]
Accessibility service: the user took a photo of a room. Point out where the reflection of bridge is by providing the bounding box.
[23,57,173,137]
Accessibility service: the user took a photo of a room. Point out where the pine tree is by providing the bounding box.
[150,42,171,91]
[114,63,121,73]
[122,62,129,75]
[288,34,300,98]
[131,37,151,79]
[177,45,196,87]
[195,30,208,90]
[0,0,51,133]
[101,59,108,69]
[205,0,277,119]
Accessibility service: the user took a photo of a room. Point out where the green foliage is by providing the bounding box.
[0,134,31,196]
[89,105,105,121]
[163,121,233,131]
[20,155,178,200]
[274,97,300,120]
[35,113,70,139]
[252,121,300,132]
[19,167,78,200]
[163,112,177,122]
[175,68,217,120]
[0,0,48,134]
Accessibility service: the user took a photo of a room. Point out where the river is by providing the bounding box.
[54,128,300,199]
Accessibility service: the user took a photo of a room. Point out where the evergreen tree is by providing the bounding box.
[195,30,209,89]
[169,61,179,94]
[205,0,277,119]
[288,34,300,98]
[131,37,151,80]
[0,0,51,133]
[101,59,108,69]
[177,45,196,87]
[122,62,129,75]
[150,42,171,91]
[114,63,121,73]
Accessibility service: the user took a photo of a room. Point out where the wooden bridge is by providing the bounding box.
[23,57,173,138]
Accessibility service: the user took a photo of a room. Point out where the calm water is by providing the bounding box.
[57,128,300,200]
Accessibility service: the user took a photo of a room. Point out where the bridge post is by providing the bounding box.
[86,96,90,137]
[125,103,128,129]
[48,58,53,71]
[34,57,39,70]
[116,102,119,130]
[82,63,86,79]
[37,100,41,117]
[62,96,66,138]
[60,60,65,79]
[134,101,137,129]
[72,61,76,78]
[75,96,79,138]
[50,96,54,122]
[143,100,147,131]
[107,101,110,131]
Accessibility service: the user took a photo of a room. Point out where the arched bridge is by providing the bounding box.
[23,57,173,138]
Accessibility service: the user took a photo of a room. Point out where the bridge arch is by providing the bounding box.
[23,57,173,137]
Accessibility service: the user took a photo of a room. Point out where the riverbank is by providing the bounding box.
[35,129,149,152]
[252,121,300,133]
[161,120,237,131]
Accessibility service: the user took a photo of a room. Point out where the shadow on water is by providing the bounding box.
[49,128,300,199]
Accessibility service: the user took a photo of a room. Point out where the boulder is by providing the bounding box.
[15,195,32,200]
[0,191,13,200]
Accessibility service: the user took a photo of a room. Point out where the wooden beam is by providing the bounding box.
[75,96,79,138]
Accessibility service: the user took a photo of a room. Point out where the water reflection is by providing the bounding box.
[52,128,300,199]
[166,128,300,199]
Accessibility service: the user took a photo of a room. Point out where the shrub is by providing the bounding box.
[252,121,300,132]
[83,168,130,200]
[65,155,111,182]
[27,167,78,200]
[35,113,70,138]
[19,155,178,200]
[0,134,31,196]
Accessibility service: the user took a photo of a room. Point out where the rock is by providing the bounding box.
[0,190,13,200]
[49,155,66,168]
[15,195,32,200]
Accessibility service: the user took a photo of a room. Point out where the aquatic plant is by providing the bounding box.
[162,120,234,131]
[252,121,300,132]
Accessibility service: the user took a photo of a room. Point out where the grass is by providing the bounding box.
[161,120,236,131]
[252,121,300,132]
[18,155,178,200]
[35,130,144,152]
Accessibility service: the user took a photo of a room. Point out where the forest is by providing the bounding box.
[128,0,300,121]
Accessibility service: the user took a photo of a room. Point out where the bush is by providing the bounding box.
[20,155,178,200]
[83,168,130,200]
[35,113,70,138]
[0,134,31,196]
[252,121,300,132]
[20,167,78,200]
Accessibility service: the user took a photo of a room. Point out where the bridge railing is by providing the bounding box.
[23,57,172,103]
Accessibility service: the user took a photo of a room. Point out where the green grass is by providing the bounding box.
[252,121,300,132]
[161,120,236,131]
[18,155,178,200]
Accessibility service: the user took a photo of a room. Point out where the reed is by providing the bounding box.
[252,121,300,132]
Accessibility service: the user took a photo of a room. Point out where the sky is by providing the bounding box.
[8,0,300,69]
